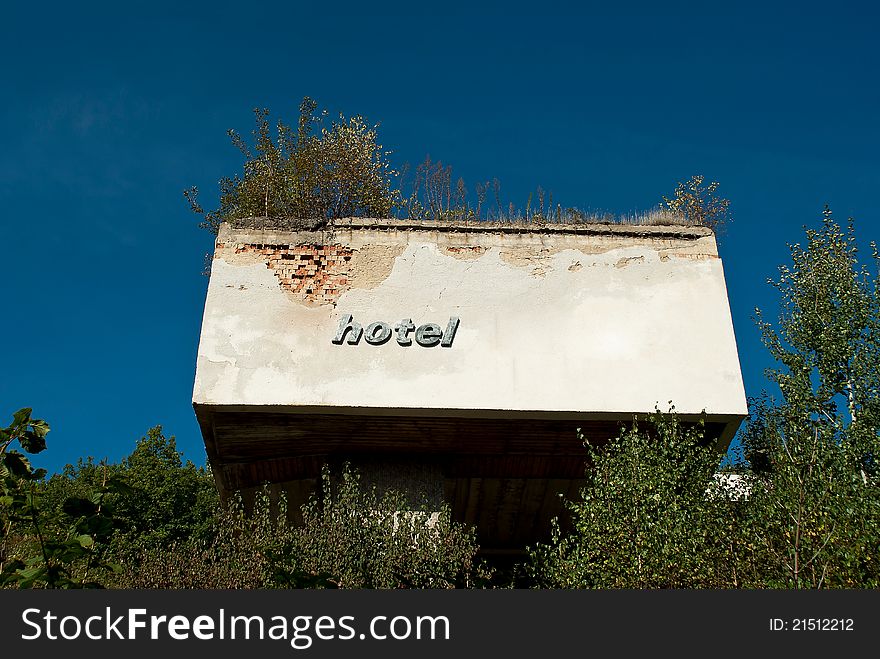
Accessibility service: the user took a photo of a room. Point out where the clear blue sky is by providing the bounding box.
[2,1,877,473]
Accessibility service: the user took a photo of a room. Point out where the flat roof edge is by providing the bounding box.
[218,217,714,240]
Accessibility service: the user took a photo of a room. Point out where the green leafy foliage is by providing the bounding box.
[110,488,316,589]
[187,101,725,230]
[1,409,122,588]
[292,466,485,588]
[526,409,742,588]
[661,174,731,235]
[185,97,399,233]
[114,465,486,589]
[742,207,880,587]
[9,423,484,589]
[110,426,219,548]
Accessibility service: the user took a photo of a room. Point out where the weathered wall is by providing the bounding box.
[194,220,747,428]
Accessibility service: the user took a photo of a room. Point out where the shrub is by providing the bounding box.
[185,97,399,234]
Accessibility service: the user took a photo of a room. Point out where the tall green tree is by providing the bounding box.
[109,426,218,550]
[743,208,880,587]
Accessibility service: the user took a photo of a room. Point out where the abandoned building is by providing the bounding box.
[192,218,748,554]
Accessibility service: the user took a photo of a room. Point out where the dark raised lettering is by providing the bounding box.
[394,318,415,346]
[331,314,362,345]
[415,323,442,347]
[441,317,460,347]
[364,321,392,345]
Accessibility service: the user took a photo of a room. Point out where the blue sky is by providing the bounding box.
[2,1,877,473]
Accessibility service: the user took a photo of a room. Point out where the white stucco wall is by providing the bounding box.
[193,222,748,422]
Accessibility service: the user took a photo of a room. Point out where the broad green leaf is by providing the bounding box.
[17,566,44,580]
[3,451,33,478]
[29,419,49,437]
[62,497,98,518]
[11,408,32,427]
[19,430,47,454]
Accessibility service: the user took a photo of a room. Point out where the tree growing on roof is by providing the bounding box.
[185,97,399,234]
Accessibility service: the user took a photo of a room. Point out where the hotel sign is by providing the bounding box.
[332,314,460,347]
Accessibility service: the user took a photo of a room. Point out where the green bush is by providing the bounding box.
[113,465,486,589]
[526,409,741,588]
[185,97,399,233]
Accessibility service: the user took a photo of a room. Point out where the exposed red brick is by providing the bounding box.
[227,243,354,306]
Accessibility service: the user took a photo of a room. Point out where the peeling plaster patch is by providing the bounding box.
[498,247,559,277]
[445,245,487,260]
[215,244,266,266]
[665,253,719,261]
[499,247,554,268]
[347,243,406,289]
[657,235,719,261]
[615,255,645,268]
